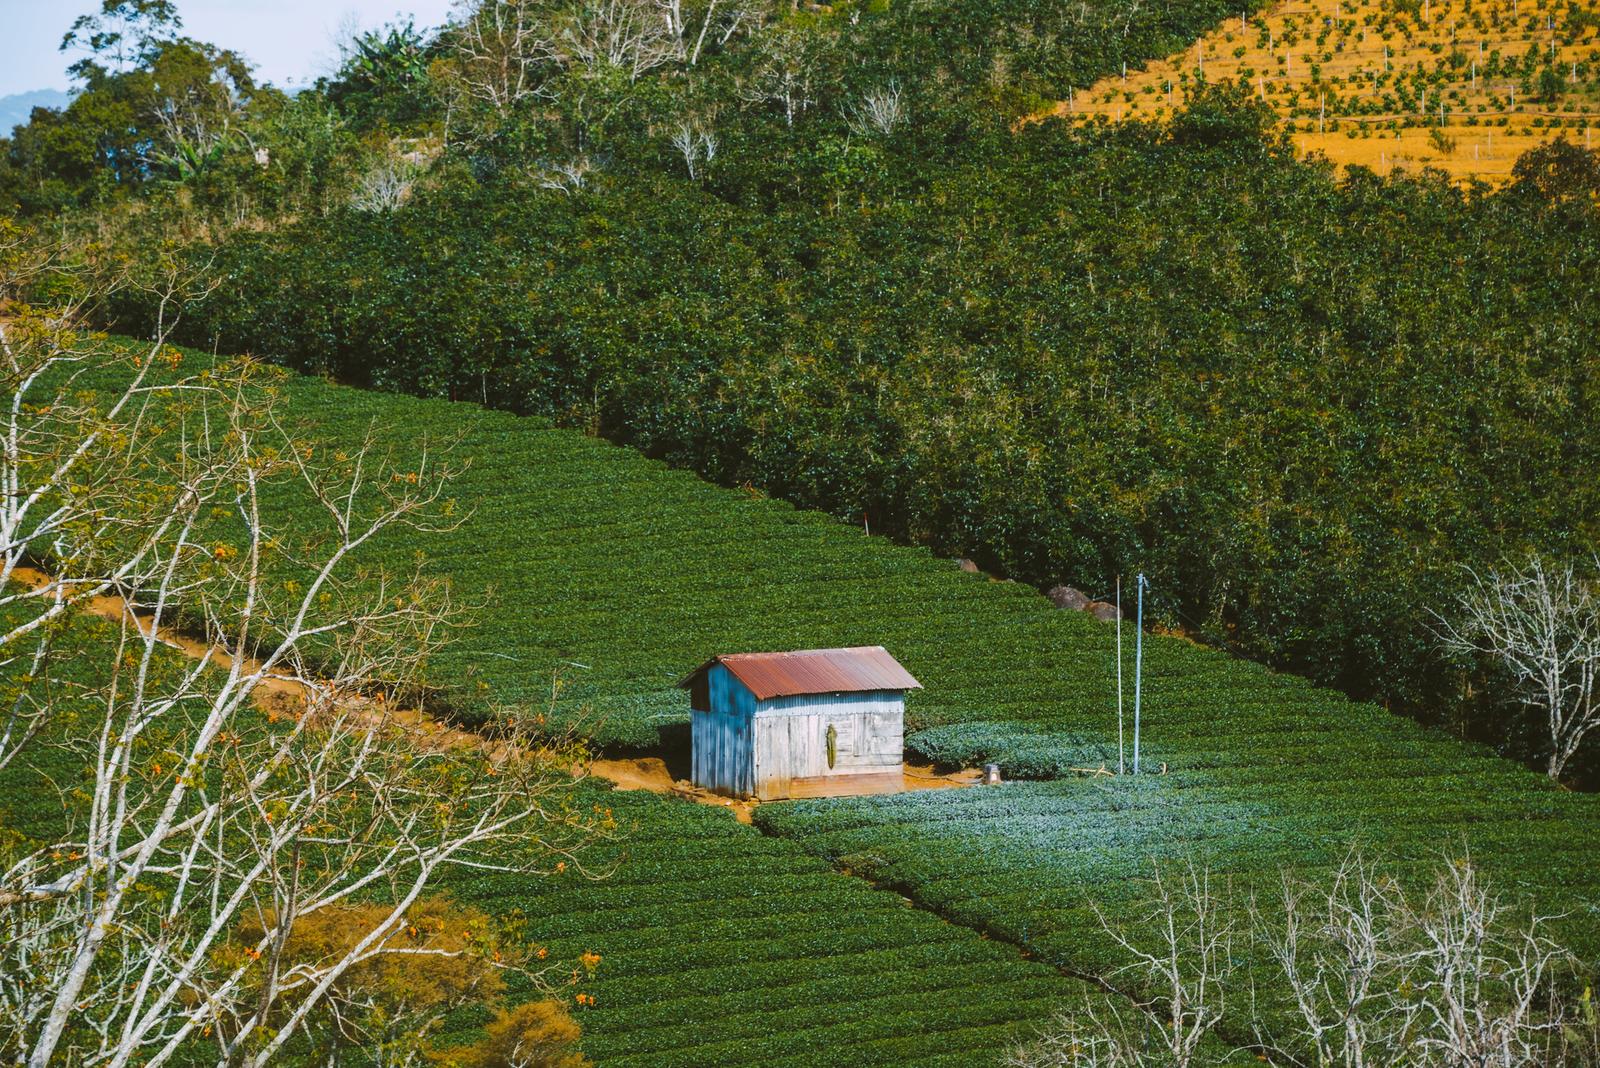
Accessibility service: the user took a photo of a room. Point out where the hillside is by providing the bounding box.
[6,0,1600,1057]
[1058,0,1600,181]
[0,613,1091,1065]
[77,342,1600,1060]
[21,0,1594,777]
[129,118,1600,783]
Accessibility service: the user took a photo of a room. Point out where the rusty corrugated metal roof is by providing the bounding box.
[678,646,921,701]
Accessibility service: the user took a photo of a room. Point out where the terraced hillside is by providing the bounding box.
[0,610,1095,1066]
[251,365,1123,750]
[53,345,1600,1060]
[1056,0,1600,182]
[442,784,1094,1066]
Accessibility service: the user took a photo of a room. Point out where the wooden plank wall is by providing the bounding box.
[754,692,904,800]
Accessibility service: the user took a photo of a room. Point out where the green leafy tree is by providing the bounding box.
[324,20,439,130]
[1538,63,1567,102]
[0,2,265,210]
[60,0,183,79]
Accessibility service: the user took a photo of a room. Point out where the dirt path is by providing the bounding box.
[586,757,981,824]
[587,757,758,822]
[10,566,307,713]
[12,567,981,817]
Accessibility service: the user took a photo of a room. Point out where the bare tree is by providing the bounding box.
[1015,854,1586,1068]
[580,0,762,80]
[848,80,906,137]
[1435,555,1600,778]
[1008,860,1235,1067]
[439,0,563,118]
[1094,860,1237,1068]
[350,155,425,212]
[232,896,534,1064]
[1005,1002,1150,1068]
[1256,851,1406,1068]
[658,0,760,66]
[1260,853,1572,1068]
[1412,859,1567,1067]
[737,23,819,126]
[0,248,607,1066]
[561,0,679,80]
[530,154,599,191]
[667,117,717,179]
[0,226,216,772]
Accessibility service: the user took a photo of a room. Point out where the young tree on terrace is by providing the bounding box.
[1435,555,1600,779]
[0,233,607,1066]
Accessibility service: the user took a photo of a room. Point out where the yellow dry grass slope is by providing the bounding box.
[1052,0,1600,183]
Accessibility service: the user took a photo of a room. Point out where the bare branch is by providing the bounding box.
[0,269,609,1067]
[1090,859,1236,1068]
[1257,851,1573,1068]
[847,80,905,137]
[1434,555,1600,778]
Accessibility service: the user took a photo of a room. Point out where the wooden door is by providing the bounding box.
[755,714,791,800]
[788,713,822,779]
[820,712,857,771]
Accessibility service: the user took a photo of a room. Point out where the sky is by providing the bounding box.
[0,0,458,98]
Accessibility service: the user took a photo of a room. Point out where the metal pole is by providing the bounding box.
[1116,575,1125,775]
[1133,573,1146,774]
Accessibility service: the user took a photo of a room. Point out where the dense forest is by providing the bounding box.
[4,0,1599,780]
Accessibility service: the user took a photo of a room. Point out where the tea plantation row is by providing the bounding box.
[215,352,1152,749]
[437,783,1098,1066]
[756,702,1600,1046]
[0,607,1102,1066]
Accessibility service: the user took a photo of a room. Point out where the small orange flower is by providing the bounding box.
[536,947,549,960]
[555,861,566,874]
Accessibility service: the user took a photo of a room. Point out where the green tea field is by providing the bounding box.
[0,606,1096,1067]
[40,343,1600,1062]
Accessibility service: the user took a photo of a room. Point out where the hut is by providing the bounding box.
[679,646,920,801]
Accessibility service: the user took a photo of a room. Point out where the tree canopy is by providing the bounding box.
[4,0,1598,780]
